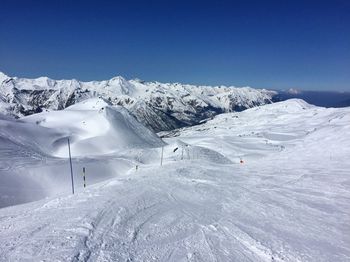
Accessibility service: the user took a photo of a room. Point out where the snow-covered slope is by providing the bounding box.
[0,72,276,131]
[24,98,164,157]
[0,99,349,261]
[0,98,163,208]
[161,99,350,162]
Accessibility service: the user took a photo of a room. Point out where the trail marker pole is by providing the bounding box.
[160,146,164,166]
[68,138,75,194]
[82,167,86,188]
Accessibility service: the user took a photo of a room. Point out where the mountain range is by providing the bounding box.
[0,72,276,132]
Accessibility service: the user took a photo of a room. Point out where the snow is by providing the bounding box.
[0,98,163,208]
[0,71,276,131]
[24,98,164,157]
[0,99,349,261]
[0,72,9,84]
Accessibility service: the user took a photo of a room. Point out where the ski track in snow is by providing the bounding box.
[0,99,349,261]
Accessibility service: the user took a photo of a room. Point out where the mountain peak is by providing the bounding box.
[109,76,128,84]
[0,72,10,83]
[0,72,275,132]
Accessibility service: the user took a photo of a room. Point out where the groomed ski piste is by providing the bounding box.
[0,98,349,261]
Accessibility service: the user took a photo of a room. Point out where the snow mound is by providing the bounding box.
[23,98,164,157]
[64,96,112,110]
[251,98,315,113]
[0,98,164,207]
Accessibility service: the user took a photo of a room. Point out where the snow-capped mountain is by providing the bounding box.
[0,72,276,131]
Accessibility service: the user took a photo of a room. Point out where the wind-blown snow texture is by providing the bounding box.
[0,72,276,132]
[0,98,349,261]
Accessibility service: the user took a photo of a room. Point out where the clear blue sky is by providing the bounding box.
[0,0,349,91]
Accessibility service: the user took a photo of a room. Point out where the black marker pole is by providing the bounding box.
[68,138,74,194]
[83,167,86,188]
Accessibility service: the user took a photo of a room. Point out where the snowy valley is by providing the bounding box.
[0,94,349,261]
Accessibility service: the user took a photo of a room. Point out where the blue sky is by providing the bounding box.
[0,0,349,91]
